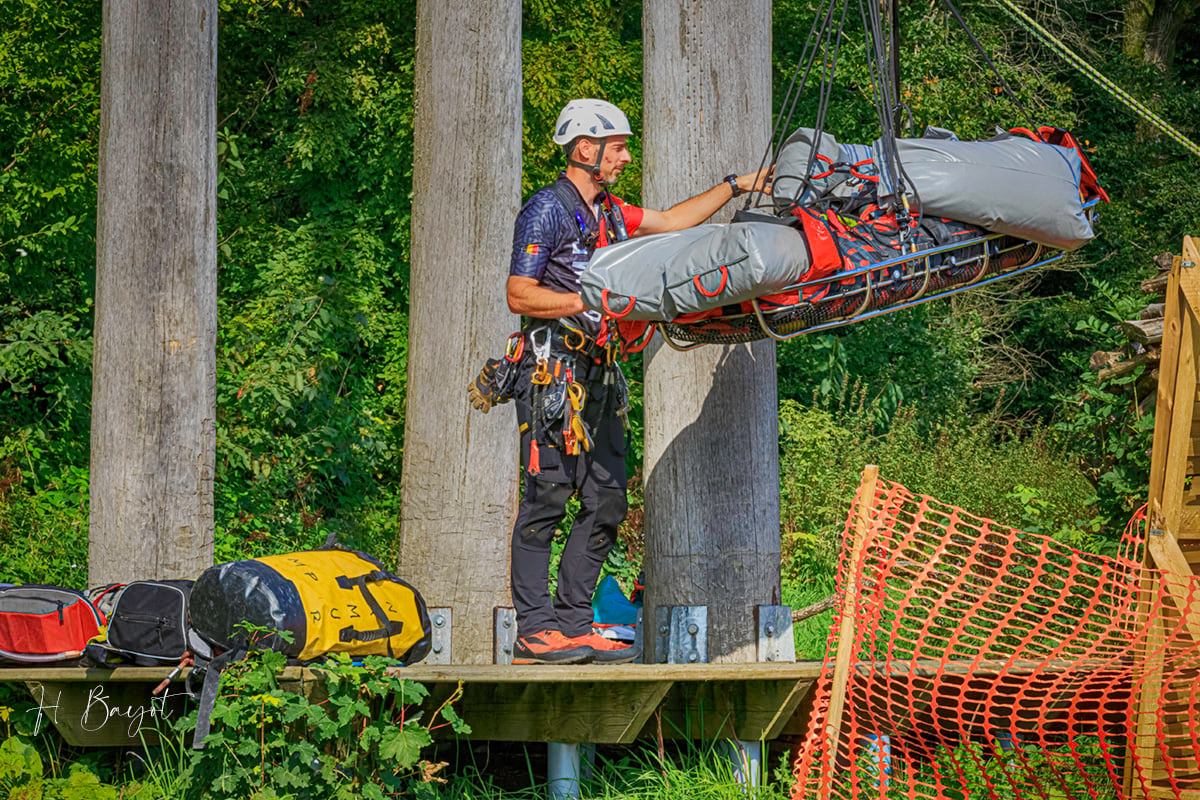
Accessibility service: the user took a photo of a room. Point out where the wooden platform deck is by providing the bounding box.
[1,662,824,747]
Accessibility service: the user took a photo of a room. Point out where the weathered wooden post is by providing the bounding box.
[90,0,218,584]
[398,0,521,665]
[641,0,779,665]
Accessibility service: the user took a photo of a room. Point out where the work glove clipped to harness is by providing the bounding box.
[468,359,511,413]
[468,333,525,413]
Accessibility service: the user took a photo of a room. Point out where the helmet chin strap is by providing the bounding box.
[567,139,611,185]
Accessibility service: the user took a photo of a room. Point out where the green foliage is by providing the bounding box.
[1050,277,1159,524]
[0,736,124,800]
[522,1,642,198]
[778,395,1099,557]
[173,650,467,799]
[0,0,102,585]
[210,0,419,561]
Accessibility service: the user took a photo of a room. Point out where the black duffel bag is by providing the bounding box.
[87,580,211,667]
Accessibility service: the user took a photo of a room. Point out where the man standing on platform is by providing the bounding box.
[471,98,770,664]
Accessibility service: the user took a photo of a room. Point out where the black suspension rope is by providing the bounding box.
[936,0,1035,128]
[748,0,1025,220]
[748,0,846,210]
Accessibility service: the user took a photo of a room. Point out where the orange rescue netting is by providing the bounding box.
[792,477,1200,800]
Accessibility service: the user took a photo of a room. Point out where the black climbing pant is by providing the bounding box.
[510,353,628,638]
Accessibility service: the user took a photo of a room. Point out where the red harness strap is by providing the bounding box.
[790,206,849,300]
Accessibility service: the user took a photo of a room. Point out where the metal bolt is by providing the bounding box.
[1150,528,1166,537]
[1183,261,1196,268]
[688,650,699,663]
[502,617,512,628]
[502,645,512,654]
[687,623,699,636]
[432,644,442,654]
[765,624,775,637]
[433,614,445,627]
[658,625,669,636]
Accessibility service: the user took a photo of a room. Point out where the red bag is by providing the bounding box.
[1010,126,1110,204]
[0,586,105,663]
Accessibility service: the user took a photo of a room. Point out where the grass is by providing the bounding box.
[412,740,797,799]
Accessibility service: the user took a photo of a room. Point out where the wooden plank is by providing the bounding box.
[1126,594,1166,800]
[1186,236,1200,268]
[0,662,826,686]
[1147,787,1200,800]
[0,658,1114,685]
[820,465,878,800]
[395,662,825,684]
[1159,305,1199,527]
[1133,247,1189,799]
[643,678,814,741]
[1,667,182,683]
[1148,258,1184,504]
[439,679,673,743]
[1175,504,1200,539]
[1147,530,1200,645]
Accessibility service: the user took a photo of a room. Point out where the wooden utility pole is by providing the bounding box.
[641,0,779,663]
[90,0,218,584]
[399,0,521,664]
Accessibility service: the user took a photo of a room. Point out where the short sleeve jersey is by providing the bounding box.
[509,175,644,336]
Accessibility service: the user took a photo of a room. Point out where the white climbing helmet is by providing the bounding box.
[551,99,633,146]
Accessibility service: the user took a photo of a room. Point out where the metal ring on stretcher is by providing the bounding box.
[693,265,731,298]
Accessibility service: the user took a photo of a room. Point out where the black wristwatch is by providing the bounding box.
[724,174,742,197]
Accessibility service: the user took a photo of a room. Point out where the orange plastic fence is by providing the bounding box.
[792,477,1200,800]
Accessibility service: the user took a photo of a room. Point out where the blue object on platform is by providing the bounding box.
[592,575,639,625]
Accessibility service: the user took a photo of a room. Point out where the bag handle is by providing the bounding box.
[336,573,404,658]
[693,265,730,298]
[600,289,637,319]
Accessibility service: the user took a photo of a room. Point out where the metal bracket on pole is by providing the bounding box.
[654,606,670,664]
[427,607,451,665]
[632,606,645,663]
[494,607,516,665]
[662,606,707,664]
[756,605,795,662]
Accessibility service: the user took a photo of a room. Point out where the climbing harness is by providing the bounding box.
[470,316,626,472]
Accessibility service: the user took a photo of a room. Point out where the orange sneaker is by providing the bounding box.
[512,629,595,665]
[565,632,641,664]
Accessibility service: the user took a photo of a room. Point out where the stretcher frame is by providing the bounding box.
[655,200,1098,352]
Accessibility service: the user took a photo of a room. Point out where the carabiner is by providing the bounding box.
[567,382,586,412]
[504,332,525,363]
[528,326,552,363]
